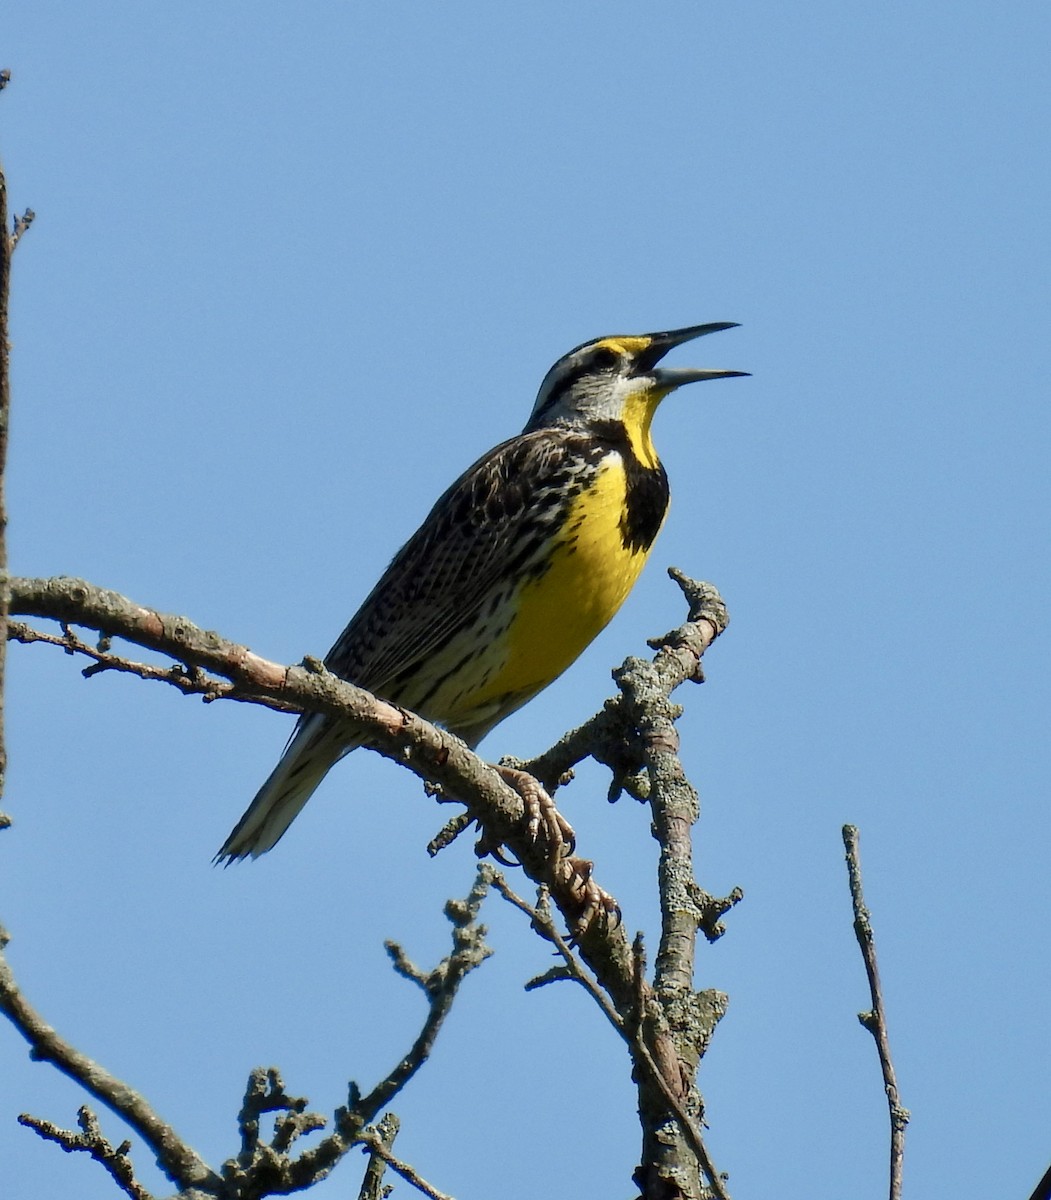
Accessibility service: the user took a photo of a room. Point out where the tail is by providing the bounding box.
[216,714,355,863]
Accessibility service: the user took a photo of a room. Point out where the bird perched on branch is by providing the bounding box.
[217,323,746,861]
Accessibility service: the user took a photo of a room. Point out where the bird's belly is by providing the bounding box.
[472,458,659,710]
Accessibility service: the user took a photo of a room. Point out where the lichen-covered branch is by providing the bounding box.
[356,1124,454,1200]
[17,1108,154,1200]
[492,872,727,1199]
[7,567,733,1198]
[356,1113,400,1200]
[220,870,492,1195]
[9,872,489,1199]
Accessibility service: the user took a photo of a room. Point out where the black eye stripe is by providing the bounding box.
[588,345,620,370]
[551,347,620,394]
[530,344,625,424]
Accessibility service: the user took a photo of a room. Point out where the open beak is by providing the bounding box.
[635,322,749,388]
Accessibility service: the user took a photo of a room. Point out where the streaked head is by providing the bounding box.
[525,322,748,435]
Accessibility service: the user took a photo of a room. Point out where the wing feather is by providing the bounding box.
[325,427,597,698]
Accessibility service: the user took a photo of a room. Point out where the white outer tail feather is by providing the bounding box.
[217,715,353,861]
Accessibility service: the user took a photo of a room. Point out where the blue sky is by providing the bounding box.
[3,3,1050,1198]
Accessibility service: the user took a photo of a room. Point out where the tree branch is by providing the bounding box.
[357,1112,399,1200]
[220,869,492,1195]
[18,1107,154,1200]
[0,132,33,817]
[0,938,218,1190]
[357,1125,454,1200]
[7,573,632,960]
[843,825,909,1200]
[0,140,32,818]
[491,873,730,1200]
[8,570,733,1197]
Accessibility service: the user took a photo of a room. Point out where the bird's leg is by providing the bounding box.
[494,764,576,858]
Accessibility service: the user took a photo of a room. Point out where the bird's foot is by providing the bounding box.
[551,855,622,939]
[494,764,576,858]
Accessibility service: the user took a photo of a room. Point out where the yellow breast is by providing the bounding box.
[480,453,660,705]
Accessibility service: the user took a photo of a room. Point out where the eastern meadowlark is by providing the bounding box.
[218,323,746,861]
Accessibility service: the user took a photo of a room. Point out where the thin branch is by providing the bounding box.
[220,870,493,1194]
[843,825,909,1200]
[7,619,296,709]
[0,136,32,814]
[0,942,218,1190]
[7,574,632,960]
[11,206,35,248]
[18,1107,155,1200]
[0,151,15,810]
[357,1126,454,1200]
[491,873,730,1200]
[491,873,626,1034]
[354,872,494,1117]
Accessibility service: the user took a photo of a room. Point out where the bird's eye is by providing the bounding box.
[589,346,620,371]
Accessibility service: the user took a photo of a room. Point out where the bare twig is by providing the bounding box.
[0,151,15,808]
[426,810,474,855]
[491,873,730,1200]
[0,134,33,813]
[11,207,35,248]
[357,1125,453,1200]
[18,1107,154,1200]
[7,619,269,704]
[843,825,909,1200]
[0,941,217,1190]
[491,873,626,1034]
[218,870,493,1194]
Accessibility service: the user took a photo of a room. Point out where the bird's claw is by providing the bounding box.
[551,855,622,940]
[495,764,576,858]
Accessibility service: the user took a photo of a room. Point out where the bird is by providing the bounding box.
[217,323,746,862]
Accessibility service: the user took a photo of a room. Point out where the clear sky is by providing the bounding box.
[3,3,1050,1198]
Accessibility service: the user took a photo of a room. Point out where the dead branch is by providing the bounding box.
[220,869,492,1195]
[7,572,633,978]
[7,569,733,1198]
[843,825,909,1200]
[357,1125,454,1200]
[357,1112,399,1200]
[17,1107,154,1200]
[491,872,729,1200]
[0,938,218,1190]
